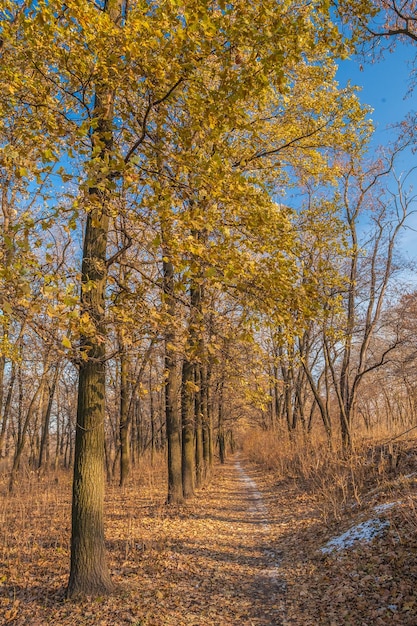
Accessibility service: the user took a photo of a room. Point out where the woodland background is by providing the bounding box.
[1,0,417,617]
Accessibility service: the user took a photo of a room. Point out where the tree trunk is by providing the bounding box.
[68,198,114,593]
[67,0,121,589]
[0,361,15,457]
[218,377,226,464]
[38,365,59,471]
[181,253,204,498]
[201,362,211,479]
[181,356,195,498]
[164,256,183,504]
[149,361,156,465]
[194,363,204,488]
[119,342,130,487]
[207,360,214,468]
[9,376,45,492]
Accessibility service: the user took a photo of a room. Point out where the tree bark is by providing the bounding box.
[67,196,114,595]
[0,360,15,457]
[163,255,183,504]
[149,361,156,466]
[218,376,226,464]
[38,364,59,471]
[181,356,195,498]
[201,362,211,478]
[194,362,204,487]
[119,341,130,487]
[67,0,122,594]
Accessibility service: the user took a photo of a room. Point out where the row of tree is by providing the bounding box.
[0,0,416,599]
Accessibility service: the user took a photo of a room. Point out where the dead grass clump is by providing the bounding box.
[241,428,417,523]
[241,428,329,481]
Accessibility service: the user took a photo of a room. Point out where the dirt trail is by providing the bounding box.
[133,453,289,625]
[182,454,287,625]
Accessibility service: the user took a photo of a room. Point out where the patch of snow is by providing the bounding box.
[260,565,281,576]
[321,518,389,554]
[374,501,401,513]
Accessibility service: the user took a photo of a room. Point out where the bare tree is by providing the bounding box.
[321,156,414,448]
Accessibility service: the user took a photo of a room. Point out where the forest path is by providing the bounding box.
[117,452,291,625]
[200,454,287,623]
[141,452,289,625]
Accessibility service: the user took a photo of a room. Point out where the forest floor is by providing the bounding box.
[1,450,417,625]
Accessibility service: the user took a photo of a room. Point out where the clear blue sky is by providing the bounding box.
[337,45,415,142]
[337,44,417,269]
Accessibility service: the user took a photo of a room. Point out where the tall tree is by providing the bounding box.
[67,0,123,598]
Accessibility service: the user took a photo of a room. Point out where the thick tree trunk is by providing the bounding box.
[181,357,195,498]
[67,197,113,596]
[207,360,214,468]
[67,1,121,587]
[218,377,226,464]
[194,363,204,488]
[165,355,182,503]
[181,258,204,497]
[201,362,211,478]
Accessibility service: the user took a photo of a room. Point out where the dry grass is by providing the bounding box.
[241,425,417,625]
[241,425,417,523]
[2,431,417,625]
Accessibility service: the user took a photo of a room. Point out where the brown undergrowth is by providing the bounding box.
[1,433,417,625]
[242,427,417,625]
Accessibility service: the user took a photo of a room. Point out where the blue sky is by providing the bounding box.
[337,43,417,270]
[337,45,415,142]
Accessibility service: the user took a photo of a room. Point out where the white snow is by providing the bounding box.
[321,518,390,554]
[374,501,401,513]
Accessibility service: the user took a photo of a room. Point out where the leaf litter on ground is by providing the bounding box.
[1,449,417,625]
